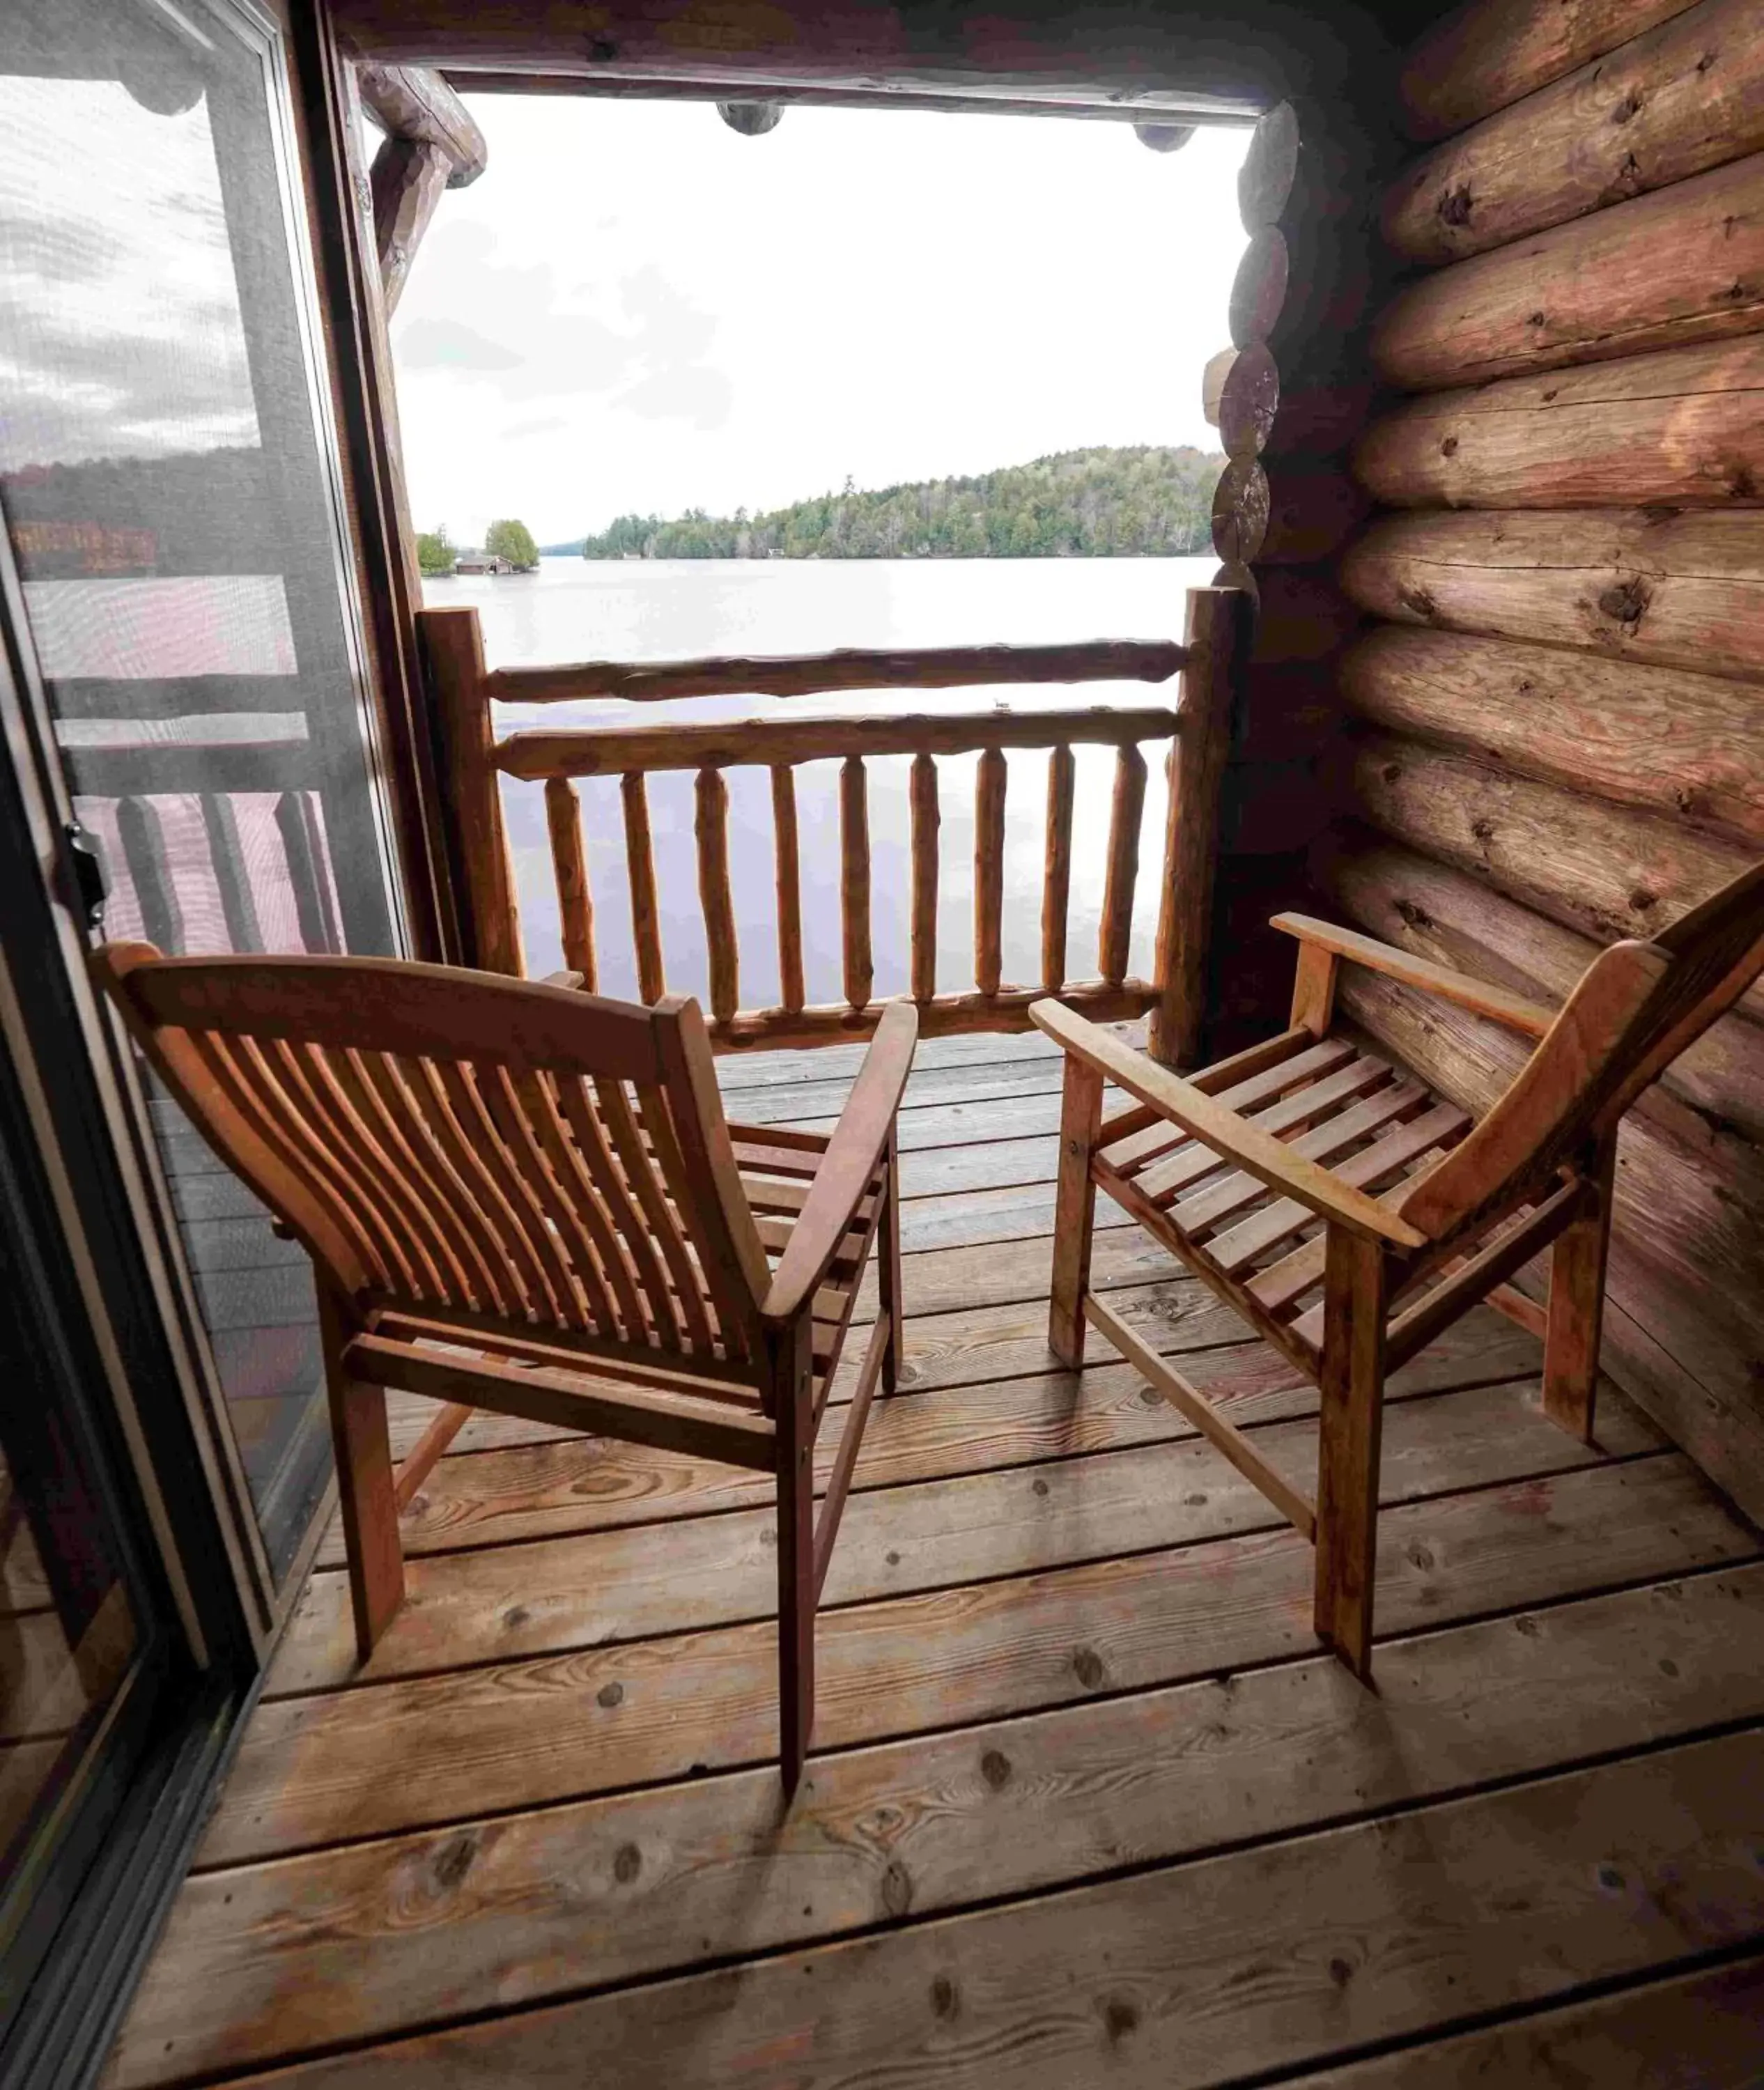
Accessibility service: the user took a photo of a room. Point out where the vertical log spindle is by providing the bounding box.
[1097,743,1147,987]
[543,775,598,990]
[909,752,939,1004]
[975,746,1007,998]
[1151,585,1244,1067]
[771,764,805,1016]
[1042,743,1074,993]
[840,755,872,1012]
[621,769,666,1004]
[695,765,738,1025]
[421,605,525,975]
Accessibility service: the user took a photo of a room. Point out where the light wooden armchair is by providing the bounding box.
[1034,859,1764,1680]
[97,947,918,1793]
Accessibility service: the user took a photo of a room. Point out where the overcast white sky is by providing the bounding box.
[389,98,1251,548]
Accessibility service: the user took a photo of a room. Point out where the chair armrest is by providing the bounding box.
[1029,997,1428,1251]
[1271,914,1555,1039]
[761,1003,920,1323]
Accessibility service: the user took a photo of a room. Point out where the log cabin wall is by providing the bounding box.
[1326,0,1764,1518]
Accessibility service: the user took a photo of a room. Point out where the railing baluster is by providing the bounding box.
[695,764,738,1025]
[1152,588,1244,1068]
[1042,744,1074,992]
[201,791,262,954]
[975,746,1006,998]
[840,755,872,1012]
[621,770,666,1004]
[543,775,598,990]
[909,752,938,1004]
[771,764,805,1016]
[1098,743,1147,987]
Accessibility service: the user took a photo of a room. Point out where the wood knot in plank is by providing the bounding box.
[1596,578,1649,627]
[1437,183,1473,228]
[613,1843,642,1884]
[980,1748,1012,1790]
[431,1832,477,1890]
[597,1680,624,1708]
[881,1859,913,1917]
[931,1975,959,2019]
[1071,1646,1107,1689]
[1101,1996,1140,2044]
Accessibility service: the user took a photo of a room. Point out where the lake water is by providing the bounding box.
[423,554,1216,1012]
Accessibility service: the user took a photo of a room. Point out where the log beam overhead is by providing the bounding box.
[356,61,487,183]
[1354,337,1764,509]
[325,1,1398,116]
[1372,152,1764,389]
[1385,0,1764,264]
[1400,0,1707,140]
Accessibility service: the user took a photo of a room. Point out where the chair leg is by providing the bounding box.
[318,1285,403,1664]
[771,1315,817,1798]
[1049,1055,1105,1369]
[879,1126,904,1395]
[1314,1228,1389,1683]
[1542,1138,1617,1443]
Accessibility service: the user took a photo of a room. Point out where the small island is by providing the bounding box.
[417,518,539,575]
[563,445,1223,561]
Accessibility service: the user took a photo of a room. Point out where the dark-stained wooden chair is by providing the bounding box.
[1034,860,1764,1681]
[96,946,918,1793]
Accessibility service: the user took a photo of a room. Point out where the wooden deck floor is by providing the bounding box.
[108,1029,1764,2089]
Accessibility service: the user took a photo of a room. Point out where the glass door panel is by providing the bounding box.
[0,0,400,1581]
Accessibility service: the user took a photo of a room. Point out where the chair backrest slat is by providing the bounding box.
[96,946,775,1384]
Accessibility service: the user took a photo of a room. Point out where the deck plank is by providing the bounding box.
[114,1035,1764,2090]
[162,1731,1764,2090]
[200,1456,1754,1864]
[271,1379,1669,1696]
[109,1568,1764,2087]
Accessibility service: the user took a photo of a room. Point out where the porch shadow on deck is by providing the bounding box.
[107,1028,1764,2089]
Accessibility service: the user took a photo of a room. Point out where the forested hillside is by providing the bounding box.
[577,446,1223,559]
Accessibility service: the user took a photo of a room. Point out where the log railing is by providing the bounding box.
[419,587,1242,1064]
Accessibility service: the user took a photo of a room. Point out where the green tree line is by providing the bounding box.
[578,446,1224,561]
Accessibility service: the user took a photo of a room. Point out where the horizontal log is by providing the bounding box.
[443,69,1258,123]
[1354,336,1764,507]
[1237,99,1300,231]
[483,639,1186,706]
[703,982,1159,1055]
[1313,828,1764,1144]
[1201,346,1237,428]
[1339,970,1764,1515]
[1261,373,1380,464]
[1218,343,1279,458]
[1248,567,1363,663]
[332,0,1318,115]
[1339,507,1764,679]
[356,61,486,181]
[1259,465,1371,563]
[1211,458,1269,563]
[1400,0,1704,141]
[1384,0,1764,263]
[1347,730,1763,1003]
[1339,624,1764,845]
[495,705,1183,780]
[1228,226,1289,348]
[1372,151,1764,389]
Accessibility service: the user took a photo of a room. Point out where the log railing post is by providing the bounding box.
[421,605,525,976]
[910,753,939,1005]
[1042,744,1075,992]
[696,765,738,1025]
[1150,586,1246,1068]
[771,765,805,1016]
[543,775,598,989]
[974,747,1007,999]
[840,756,872,1012]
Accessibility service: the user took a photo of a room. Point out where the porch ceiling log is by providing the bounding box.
[1371,151,1764,390]
[326,0,1385,119]
[1353,337,1764,509]
[1400,0,1705,141]
[357,61,487,183]
[1385,0,1764,265]
[1338,506,1764,682]
[1340,624,1764,848]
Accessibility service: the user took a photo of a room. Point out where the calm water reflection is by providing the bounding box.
[425,556,1215,1009]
